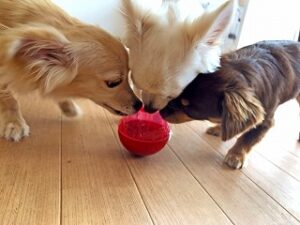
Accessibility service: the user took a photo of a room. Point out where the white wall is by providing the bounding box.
[52,0,163,38]
[238,0,300,48]
[53,0,300,48]
[52,0,125,37]
[51,0,220,38]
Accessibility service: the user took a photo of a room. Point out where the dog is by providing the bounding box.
[160,40,300,169]
[0,0,142,141]
[122,0,236,113]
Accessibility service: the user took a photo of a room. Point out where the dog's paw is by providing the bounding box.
[0,120,30,142]
[224,151,247,169]
[206,125,221,137]
[59,100,82,118]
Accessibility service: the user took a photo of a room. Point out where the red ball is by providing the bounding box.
[118,108,170,156]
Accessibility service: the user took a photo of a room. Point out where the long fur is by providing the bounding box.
[221,87,265,141]
[0,0,141,141]
[121,0,236,112]
[160,40,300,169]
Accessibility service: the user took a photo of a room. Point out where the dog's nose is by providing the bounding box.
[159,104,175,118]
[133,100,143,112]
[159,108,168,119]
[144,104,157,113]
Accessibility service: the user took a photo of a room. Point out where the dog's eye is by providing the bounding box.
[105,78,122,88]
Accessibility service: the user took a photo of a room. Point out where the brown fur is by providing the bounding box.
[0,0,142,141]
[160,40,300,169]
[221,88,265,141]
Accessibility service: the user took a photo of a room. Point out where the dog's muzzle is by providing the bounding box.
[144,103,157,113]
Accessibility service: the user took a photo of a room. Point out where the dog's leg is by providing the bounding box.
[0,86,30,141]
[297,95,300,142]
[224,117,274,169]
[58,100,82,118]
[206,125,221,137]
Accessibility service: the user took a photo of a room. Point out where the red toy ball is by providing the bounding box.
[118,108,170,156]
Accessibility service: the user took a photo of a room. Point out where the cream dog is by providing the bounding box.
[0,0,142,141]
[122,0,236,112]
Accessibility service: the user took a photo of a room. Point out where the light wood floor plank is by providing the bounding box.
[1,97,298,225]
[256,142,300,181]
[61,101,153,225]
[188,120,300,222]
[105,112,233,225]
[169,123,300,225]
[260,100,300,159]
[0,96,61,225]
[252,101,300,180]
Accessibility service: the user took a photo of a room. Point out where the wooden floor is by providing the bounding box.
[0,95,299,225]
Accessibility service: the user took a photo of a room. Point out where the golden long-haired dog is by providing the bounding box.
[160,41,300,169]
[0,0,142,141]
[122,0,236,113]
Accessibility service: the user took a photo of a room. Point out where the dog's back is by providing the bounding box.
[219,40,300,112]
[160,40,300,169]
[0,0,77,28]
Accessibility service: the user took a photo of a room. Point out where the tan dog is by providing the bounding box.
[0,0,142,141]
[122,0,236,113]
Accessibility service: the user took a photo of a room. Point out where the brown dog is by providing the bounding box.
[0,0,142,141]
[160,40,300,169]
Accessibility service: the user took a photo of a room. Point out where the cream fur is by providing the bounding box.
[122,0,236,111]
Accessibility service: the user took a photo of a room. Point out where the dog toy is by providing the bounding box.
[118,108,170,156]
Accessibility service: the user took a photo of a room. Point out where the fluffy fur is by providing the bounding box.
[122,0,236,112]
[160,41,300,169]
[0,0,142,141]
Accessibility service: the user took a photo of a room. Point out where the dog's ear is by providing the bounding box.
[121,0,156,47]
[7,25,77,94]
[183,0,236,73]
[221,88,265,141]
[189,0,236,46]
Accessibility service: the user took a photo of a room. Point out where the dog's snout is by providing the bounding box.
[133,100,143,112]
[168,99,181,110]
[159,108,170,119]
[144,103,157,114]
